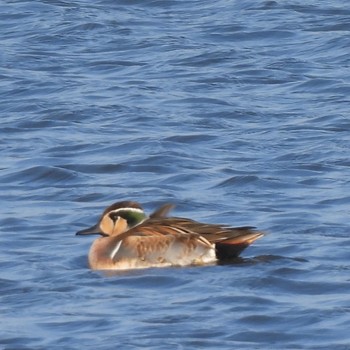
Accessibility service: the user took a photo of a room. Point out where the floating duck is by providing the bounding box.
[76,201,264,270]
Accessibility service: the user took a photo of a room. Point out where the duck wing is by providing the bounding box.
[144,217,264,260]
[120,217,263,261]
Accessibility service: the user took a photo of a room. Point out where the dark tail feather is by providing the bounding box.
[215,232,263,260]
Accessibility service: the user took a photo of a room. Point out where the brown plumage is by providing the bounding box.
[121,216,263,260]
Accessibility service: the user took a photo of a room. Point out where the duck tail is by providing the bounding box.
[215,231,264,260]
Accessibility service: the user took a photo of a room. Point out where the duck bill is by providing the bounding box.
[76,223,100,236]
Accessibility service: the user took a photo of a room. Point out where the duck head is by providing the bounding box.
[76,201,147,237]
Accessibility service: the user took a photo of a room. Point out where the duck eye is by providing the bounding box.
[109,213,120,223]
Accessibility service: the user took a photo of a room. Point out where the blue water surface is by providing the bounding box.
[1,0,350,349]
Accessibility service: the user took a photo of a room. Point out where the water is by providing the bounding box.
[1,0,350,349]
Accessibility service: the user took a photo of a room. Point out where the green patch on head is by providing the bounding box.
[116,209,147,227]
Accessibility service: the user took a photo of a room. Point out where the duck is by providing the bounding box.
[76,200,264,270]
